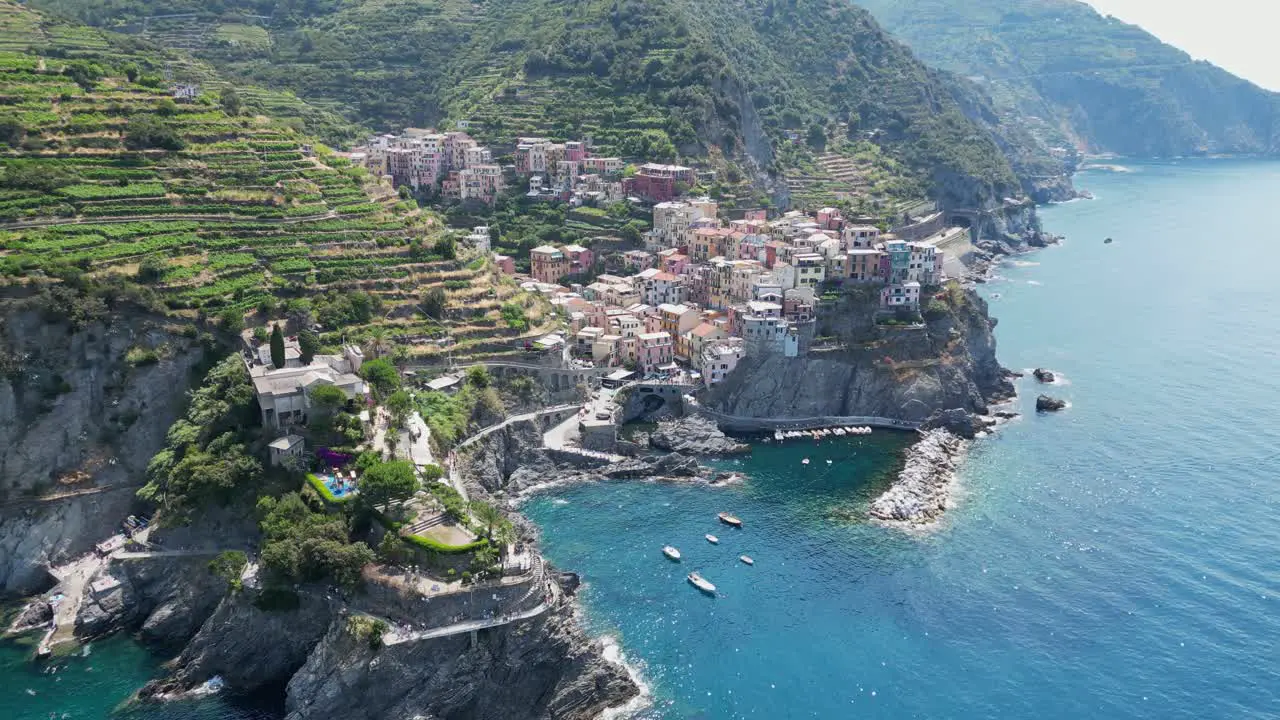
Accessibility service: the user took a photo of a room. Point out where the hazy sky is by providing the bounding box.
[1085,0,1280,90]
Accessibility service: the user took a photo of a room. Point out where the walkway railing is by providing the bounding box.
[685,397,922,432]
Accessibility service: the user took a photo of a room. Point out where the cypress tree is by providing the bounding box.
[269,323,286,369]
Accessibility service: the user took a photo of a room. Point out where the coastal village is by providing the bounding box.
[345,128,971,390]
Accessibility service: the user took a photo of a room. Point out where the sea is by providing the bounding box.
[4,159,1280,718]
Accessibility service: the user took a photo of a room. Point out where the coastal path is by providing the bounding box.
[381,554,554,646]
[684,397,923,432]
[381,600,551,646]
[446,403,585,501]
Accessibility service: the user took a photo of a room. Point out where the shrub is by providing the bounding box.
[209,550,247,591]
[124,116,185,151]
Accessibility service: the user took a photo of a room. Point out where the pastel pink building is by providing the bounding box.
[493,253,515,275]
[562,244,594,275]
[636,331,674,371]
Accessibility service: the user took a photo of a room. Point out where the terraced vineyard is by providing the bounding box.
[0,0,550,361]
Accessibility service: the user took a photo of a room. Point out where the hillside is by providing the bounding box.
[28,0,1060,210]
[0,0,547,363]
[854,0,1280,158]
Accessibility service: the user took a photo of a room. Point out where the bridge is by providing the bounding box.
[684,397,922,433]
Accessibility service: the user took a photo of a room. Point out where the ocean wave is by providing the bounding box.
[1026,280,1043,286]
[597,634,653,720]
[1006,260,1040,267]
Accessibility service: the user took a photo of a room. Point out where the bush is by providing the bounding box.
[209,550,247,591]
[124,115,185,151]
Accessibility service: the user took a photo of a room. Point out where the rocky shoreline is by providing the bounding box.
[868,429,967,528]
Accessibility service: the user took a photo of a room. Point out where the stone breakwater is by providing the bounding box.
[869,429,966,528]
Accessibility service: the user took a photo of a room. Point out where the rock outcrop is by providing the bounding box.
[76,555,228,647]
[145,588,338,697]
[869,430,965,527]
[1033,368,1056,383]
[703,287,1012,422]
[649,415,750,455]
[921,408,993,440]
[1036,395,1067,412]
[283,603,636,720]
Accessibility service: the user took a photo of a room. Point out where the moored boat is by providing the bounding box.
[662,545,681,561]
[705,533,719,544]
[739,555,754,566]
[718,512,743,528]
[687,572,717,594]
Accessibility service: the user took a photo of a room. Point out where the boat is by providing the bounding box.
[662,546,681,561]
[801,458,810,465]
[687,572,717,594]
[705,534,719,544]
[718,512,743,528]
[739,555,754,566]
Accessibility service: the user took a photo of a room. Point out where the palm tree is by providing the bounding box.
[470,500,504,542]
[363,327,392,359]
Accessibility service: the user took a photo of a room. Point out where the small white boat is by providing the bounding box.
[826,459,833,464]
[662,546,681,561]
[801,458,810,465]
[739,555,754,566]
[705,534,719,544]
[688,572,717,594]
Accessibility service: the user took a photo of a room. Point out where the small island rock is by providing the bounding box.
[1033,368,1056,383]
[1036,394,1067,412]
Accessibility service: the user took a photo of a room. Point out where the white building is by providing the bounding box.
[249,345,367,430]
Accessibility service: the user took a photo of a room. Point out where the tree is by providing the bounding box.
[420,463,443,483]
[469,501,504,541]
[359,460,418,508]
[124,115,185,151]
[359,358,401,398]
[219,308,245,334]
[298,329,320,365]
[269,324,286,369]
[806,122,827,149]
[432,236,456,260]
[363,327,391,359]
[135,255,167,283]
[220,87,243,116]
[385,389,413,429]
[465,366,491,389]
[310,384,347,413]
[420,287,447,319]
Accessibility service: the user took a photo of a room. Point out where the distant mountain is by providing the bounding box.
[854,0,1280,157]
[32,0,1068,211]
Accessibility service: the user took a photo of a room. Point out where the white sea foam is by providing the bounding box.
[597,634,652,720]
[1007,260,1040,267]
[1026,280,1043,286]
[551,498,570,506]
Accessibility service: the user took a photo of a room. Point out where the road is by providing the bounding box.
[403,411,434,467]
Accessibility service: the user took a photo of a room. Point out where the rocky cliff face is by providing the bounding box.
[284,603,636,720]
[704,288,1011,420]
[0,302,206,594]
[76,555,228,647]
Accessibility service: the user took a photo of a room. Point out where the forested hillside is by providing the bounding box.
[30,0,1058,209]
[855,0,1280,157]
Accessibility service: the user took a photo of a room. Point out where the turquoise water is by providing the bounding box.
[525,160,1280,718]
[0,633,274,718]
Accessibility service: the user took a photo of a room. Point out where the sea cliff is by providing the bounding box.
[703,286,1012,422]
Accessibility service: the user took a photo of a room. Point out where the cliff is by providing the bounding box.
[284,603,635,720]
[857,0,1280,158]
[0,300,206,594]
[703,286,1012,421]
